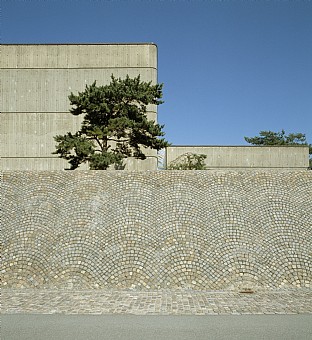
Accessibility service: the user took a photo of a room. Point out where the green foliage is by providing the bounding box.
[53,75,169,170]
[245,130,308,146]
[245,130,311,169]
[167,153,207,170]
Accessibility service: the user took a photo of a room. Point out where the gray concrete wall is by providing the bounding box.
[2,171,311,290]
[1,44,158,170]
[166,146,310,170]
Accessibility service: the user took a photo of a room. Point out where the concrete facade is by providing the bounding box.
[166,145,310,170]
[1,44,158,170]
[2,171,311,290]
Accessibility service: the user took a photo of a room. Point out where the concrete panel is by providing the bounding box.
[166,146,310,169]
[0,111,157,170]
[0,156,157,171]
[0,158,84,171]
[1,44,157,69]
[0,112,83,157]
[124,155,157,171]
[1,111,157,156]
[1,69,158,112]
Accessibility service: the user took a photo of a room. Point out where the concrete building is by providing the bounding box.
[1,43,159,170]
[166,145,310,170]
[2,44,309,172]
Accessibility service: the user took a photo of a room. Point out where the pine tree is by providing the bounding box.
[245,130,311,168]
[53,75,169,170]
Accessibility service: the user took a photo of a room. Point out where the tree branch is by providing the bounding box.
[93,136,103,151]
[107,138,130,143]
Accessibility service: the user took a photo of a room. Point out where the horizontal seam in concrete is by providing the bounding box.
[2,43,157,46]
[1,111,158,114]
[1,157,60,159]
[168,145,310,148]
[1,67,157,70]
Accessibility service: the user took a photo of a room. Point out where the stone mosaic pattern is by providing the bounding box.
[1,171,311,290]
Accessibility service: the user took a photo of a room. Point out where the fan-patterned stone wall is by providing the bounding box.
[1,171,311,290]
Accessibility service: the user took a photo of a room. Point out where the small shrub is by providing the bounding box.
[167,153,207,170]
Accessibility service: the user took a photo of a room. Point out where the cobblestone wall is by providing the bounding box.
[1,171,311,290]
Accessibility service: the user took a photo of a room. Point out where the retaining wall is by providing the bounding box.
[1,171,311,290]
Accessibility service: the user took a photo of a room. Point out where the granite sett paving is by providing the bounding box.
[2,289,312,315]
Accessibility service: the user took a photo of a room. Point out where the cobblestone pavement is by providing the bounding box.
[2,289,312,315]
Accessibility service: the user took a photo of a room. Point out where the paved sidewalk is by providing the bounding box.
[2,289,312,315]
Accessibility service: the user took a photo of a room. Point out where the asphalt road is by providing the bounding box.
[2,314,312,340]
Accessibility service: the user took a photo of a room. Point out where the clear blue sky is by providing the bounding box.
[2,0,312,145]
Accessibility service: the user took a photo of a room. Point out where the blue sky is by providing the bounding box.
[2,0,312,146]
